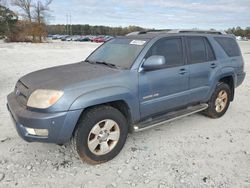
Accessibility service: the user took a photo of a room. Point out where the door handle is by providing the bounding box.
[179,68,187,75]
[210,63,217,69]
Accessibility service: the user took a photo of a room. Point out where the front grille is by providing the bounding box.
[15,81,29,106]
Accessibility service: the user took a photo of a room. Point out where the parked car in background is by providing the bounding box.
[90,36,96,42]
[52,35,61,40]
[91,36,114,43]
[88,35,96,41]
[61,35,70,41]
[64,35,80,41]
[78,36,90,42]
[104,36,114,42]
[96,37,106,43]
[72,36,82,41]
[51,35,113,42]
[91,36,105,43]
[236,36,248,41]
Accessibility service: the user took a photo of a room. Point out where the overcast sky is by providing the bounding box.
[13,0,250,29]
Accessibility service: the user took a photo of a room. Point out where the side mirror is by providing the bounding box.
[142,55,166,71]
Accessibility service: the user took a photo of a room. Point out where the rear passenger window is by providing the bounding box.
[215,37,240,57]
[205,39,216,61]
[187,37,207,64]
[146,38,183,67]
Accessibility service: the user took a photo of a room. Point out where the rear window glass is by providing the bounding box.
[214,37,240,57]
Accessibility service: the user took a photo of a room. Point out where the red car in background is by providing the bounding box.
[92,37,105,43]
[91,36,114,43]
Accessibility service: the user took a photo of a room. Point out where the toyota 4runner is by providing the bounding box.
[7,30,246,164]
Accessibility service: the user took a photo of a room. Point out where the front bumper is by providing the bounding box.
[7,92,82,144]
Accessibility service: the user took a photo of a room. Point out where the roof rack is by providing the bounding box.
[126,29,227,36]
[126,29,170,36]
[168,29,226,35]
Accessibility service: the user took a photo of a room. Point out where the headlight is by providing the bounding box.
[27,89,63,109]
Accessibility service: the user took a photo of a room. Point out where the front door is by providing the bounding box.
[139,37,189,119]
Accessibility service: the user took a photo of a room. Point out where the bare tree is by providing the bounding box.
[34,0,52,24]
[33,0,52,42]
[12,0,32,22]
[11,0,34,41]
[11,0,52,42]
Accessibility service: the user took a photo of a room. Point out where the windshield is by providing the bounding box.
[86,38,147,69]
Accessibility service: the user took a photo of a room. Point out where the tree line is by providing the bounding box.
[227,27,250,38]
[47,24,145,36]
[47,25,250,37]
[0,4,18,40]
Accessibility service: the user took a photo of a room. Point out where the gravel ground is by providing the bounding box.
[0,41,250,188]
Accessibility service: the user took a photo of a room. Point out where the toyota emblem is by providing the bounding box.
[16,89,20,96]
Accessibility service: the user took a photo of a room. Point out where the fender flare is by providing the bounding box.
[207,67,236,101]
[69,86,140,122]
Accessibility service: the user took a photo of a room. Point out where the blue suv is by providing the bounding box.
[7,30,246,164]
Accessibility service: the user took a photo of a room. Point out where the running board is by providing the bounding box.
[133,103,208,132]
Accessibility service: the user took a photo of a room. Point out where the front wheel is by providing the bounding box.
[203,83,231,118]
[72,106,128,164]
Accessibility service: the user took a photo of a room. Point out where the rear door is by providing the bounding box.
[139,37,189,118]
[185,36,217,103]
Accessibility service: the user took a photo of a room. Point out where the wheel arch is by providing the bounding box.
[218,75,235,101]
[71,99,133,140]
[207,68,236,102]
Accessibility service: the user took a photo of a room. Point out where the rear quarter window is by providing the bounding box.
[214,37,240,57]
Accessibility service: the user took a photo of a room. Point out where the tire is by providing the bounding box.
[203,83,231,118]
[72,105,128,164]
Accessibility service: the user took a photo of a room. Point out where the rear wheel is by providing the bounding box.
[203,83,231,118]
[72,105,128,164]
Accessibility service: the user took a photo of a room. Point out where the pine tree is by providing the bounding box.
[0,5,18,37]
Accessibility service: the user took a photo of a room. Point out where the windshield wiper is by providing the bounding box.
[85,60,95,64]
[85,60,118,69]
[95,61,118,68]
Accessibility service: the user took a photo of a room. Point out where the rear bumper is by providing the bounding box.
[7,92,82,144]
[236,72,246,87]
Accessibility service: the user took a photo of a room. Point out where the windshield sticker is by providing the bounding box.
[130,40,146,45]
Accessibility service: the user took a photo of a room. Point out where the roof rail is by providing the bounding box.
[126,29,170,36]
[168,29,226,35]
[126,29,227,36]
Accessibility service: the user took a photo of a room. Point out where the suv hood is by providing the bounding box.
[20,62,120,90]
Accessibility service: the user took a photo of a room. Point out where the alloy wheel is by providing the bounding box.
[87,119,120,155]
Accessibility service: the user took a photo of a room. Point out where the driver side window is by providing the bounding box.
[145,37,184,68]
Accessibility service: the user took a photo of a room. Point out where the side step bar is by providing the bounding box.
[133,103,208,132]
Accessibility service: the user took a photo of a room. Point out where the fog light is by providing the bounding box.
[25,127,48,137]
[26,127,36,135]
[34,129,49,136]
